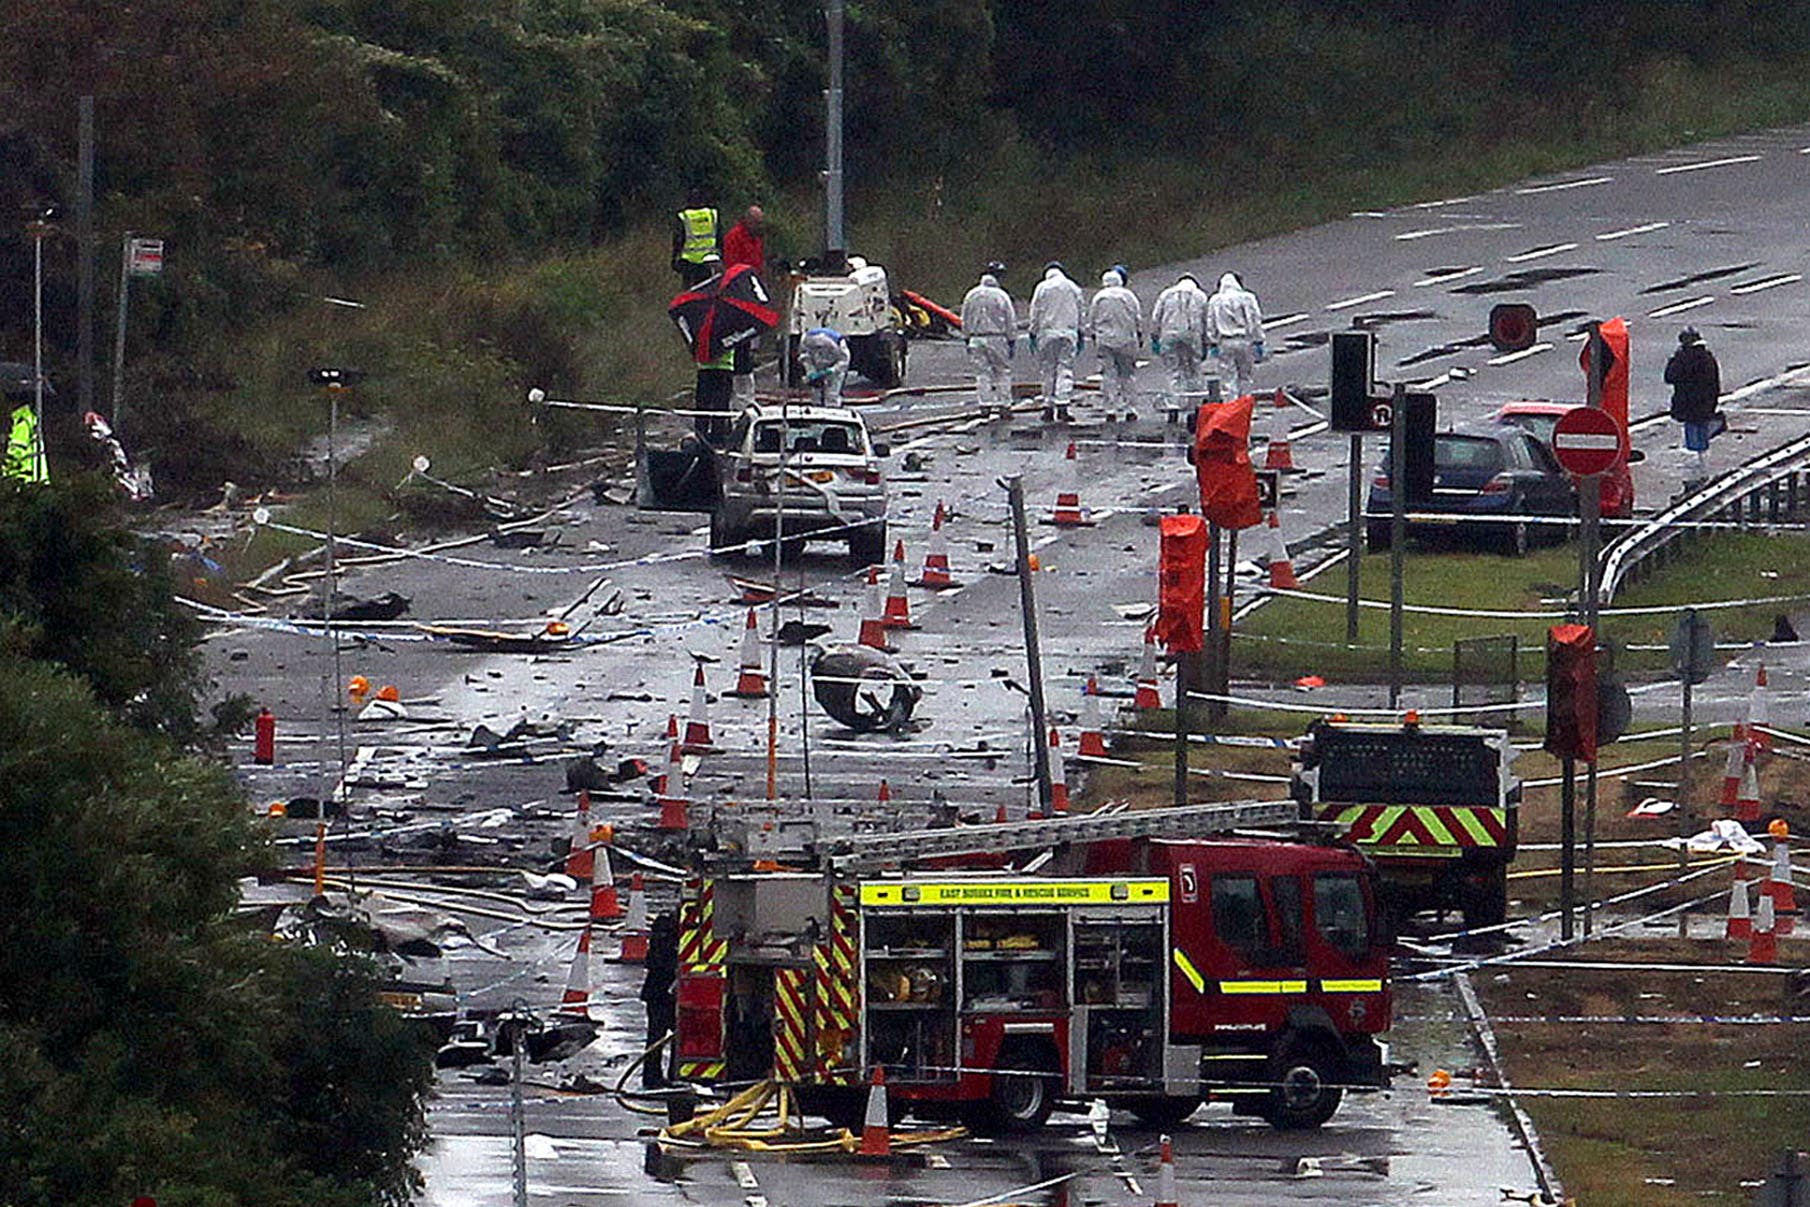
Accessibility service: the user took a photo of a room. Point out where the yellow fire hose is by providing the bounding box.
[657,1077,968,1154]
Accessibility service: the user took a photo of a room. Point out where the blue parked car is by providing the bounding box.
[1365,424,1576,556]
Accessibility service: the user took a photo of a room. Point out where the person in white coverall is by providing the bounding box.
[1150,273,1208,417]
[960,268,1016,415]
[1206,271,1265,398]
[798,327,850,405]
[1088,269,1143,420]
[1028,262,1085,421]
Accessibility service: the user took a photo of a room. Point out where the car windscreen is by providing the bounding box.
[1434,435,1505,474]
[1504,413,1558,445]
[752,419,865,456]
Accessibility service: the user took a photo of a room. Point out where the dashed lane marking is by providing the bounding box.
[1516,175,1612,194]
[1327,289,1395,310]
[1655,154,1763,175]
[1730,273,1803,295]
[1504,242,1578,263]
[1647,295,1716,318]
[1415,266,1482,287]
[1486,343,1552,366]
[1597,220,1671,241]
[1265,313,1308,329]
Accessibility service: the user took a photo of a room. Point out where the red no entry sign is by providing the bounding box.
[1551,405,1625,475]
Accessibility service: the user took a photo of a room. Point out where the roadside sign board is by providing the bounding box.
[127,237,164,277]
[1669,608,1715,685]
[1255,469,1279,511]
[1551,405,1624,475]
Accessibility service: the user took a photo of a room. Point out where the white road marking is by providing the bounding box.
[1516,175,1612,194]
[1486,343,1552,366]
[1799,145,1810,154]
[1326,289,1395,310]
[1724,364,1810,402]
[1655,154,1762,175]
[1414,266,1482,287]
[731,1161,760,1191]
[1646,295,1715,318]
[1730,273,1803,295]
[1413,195,1475,208]
[1504,242,1578,263]
[1395,222,1519,240]
[1597,220,1671,241]
[1265,313,1308,330]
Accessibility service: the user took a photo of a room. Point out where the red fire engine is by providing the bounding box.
[671,801,1390,1132]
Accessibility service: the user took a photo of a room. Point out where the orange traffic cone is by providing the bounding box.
[656,740,689,831]
[1153,1133,1179,1207]
[589,828,622,921]
[1048,726,1071,815]
[857,564,891,649]
[727,609,769,698]
[858,1066,891,1157]
[1264,387,1295,471]
[1748,893,1778,965]
[1735,662,1771,747]
[995,801,1009,824]
[617,872,650,963]
[1768,830,1797,934]
[1265,509,1298,590]
[1050,441,1095,527]
[882,541,917,629]
[1726,874,1753,940]
[877,778,892,807]
[665,712,680,742]
[682,663,714,753]
[1135,627,1162,710]
[915,501,958,589]
[559,925,594,1019]
[564,788,594,881]
[1078,677,1109,759]
[1734,745,1761,823]
[1720,740,1745,808]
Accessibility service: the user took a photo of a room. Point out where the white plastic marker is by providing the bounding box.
[1597,220,1670,241]
[1656,154,1762,175]
[1516,175,1612,194]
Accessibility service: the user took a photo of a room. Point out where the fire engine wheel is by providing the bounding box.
[968,1047,1059,1134]
[1264,1037,1343,1131]
[1124,1095,1203,1130]
[1459,873,1509,931]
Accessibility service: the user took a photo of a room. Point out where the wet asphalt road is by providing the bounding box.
[208,122,1810,1204]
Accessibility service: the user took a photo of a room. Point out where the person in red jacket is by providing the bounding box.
[722,206,768,405]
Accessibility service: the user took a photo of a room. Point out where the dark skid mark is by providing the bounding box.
[1537,309,1589,328]
[1639,262,1761,294]
[1280,330,1332,349]
[1396,333,1494,367]
[1348,310,1440,331]
[1424,266,1473,277]
[1451,267,1602,295]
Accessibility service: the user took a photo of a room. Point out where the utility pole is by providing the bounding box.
[111,232,132,429]
[1581,323,1606,937]
[77,97,95,417]
[1347,431,1363,643]
[823,0,845,260]
[1388,382,1407,708]
[1005,476,1052,812]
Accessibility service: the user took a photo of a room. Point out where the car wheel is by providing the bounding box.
[1124,1095,1203,1130]
[1364,521,1392,552]
[1263,1036,1343,1131]
[1498,520,1529,557]
[847,519,887,567]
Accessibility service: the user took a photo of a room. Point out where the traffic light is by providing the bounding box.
[1330,330,1375,431]
[1545,623,1598,761]
[1489,303,1537,353]
[1401,391,1437,508]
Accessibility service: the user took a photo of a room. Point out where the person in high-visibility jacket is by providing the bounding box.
[671,188,722,287]
[3,401,47,484]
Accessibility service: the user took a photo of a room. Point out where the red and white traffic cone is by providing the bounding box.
[682,663,714,754]
[877,778,892,807]
[1720,740,1745,808]
[857,565,891,649]
[559,925,594,1019]
[1135,627,1163,711]
[617,872,650,963]
[1153,1133,1179,1207]
[656,740,689,831]
[1735,662,1771,747]
[995,801,1009,824]
[726,609,769,699]
[1769,835,1797,935]
[564,788,594,881]
[858,1066,891,1157]
[1078,676,1109,759]
[1265,509,1298,590]
[1264,387,1295,471]
[1050,441,1095,527]
[883,541,917,629]
[1734,744,1762,823]
[589,829,622,921]
[915,501,958,589]
[1048,726,1071,815]
[1748,893,1778,965]
[1725,874,1753,941]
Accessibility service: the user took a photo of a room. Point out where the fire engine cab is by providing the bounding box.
[671,801,1390,1132]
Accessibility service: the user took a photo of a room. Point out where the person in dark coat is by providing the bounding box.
[639,910,680,1088]
[1664,326,1721,481]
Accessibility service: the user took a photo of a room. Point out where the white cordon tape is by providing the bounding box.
[1256,583,1810,619]
[1184,689,1535,717]
[1465,1014,1810,1026]
[1422,855,1735,944]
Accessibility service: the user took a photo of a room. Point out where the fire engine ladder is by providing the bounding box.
[818,799,1314,870]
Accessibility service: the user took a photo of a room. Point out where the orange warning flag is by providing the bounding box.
[1193,395,1262,530]
[1156,513,1207,653]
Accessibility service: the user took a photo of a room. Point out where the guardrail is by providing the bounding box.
[1598,428,1810,604]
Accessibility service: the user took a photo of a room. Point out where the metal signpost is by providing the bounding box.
[1388,383,1407,708]
[112,234,164,434]
[1005,476,1053,813]
[1671,608,1714,935]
